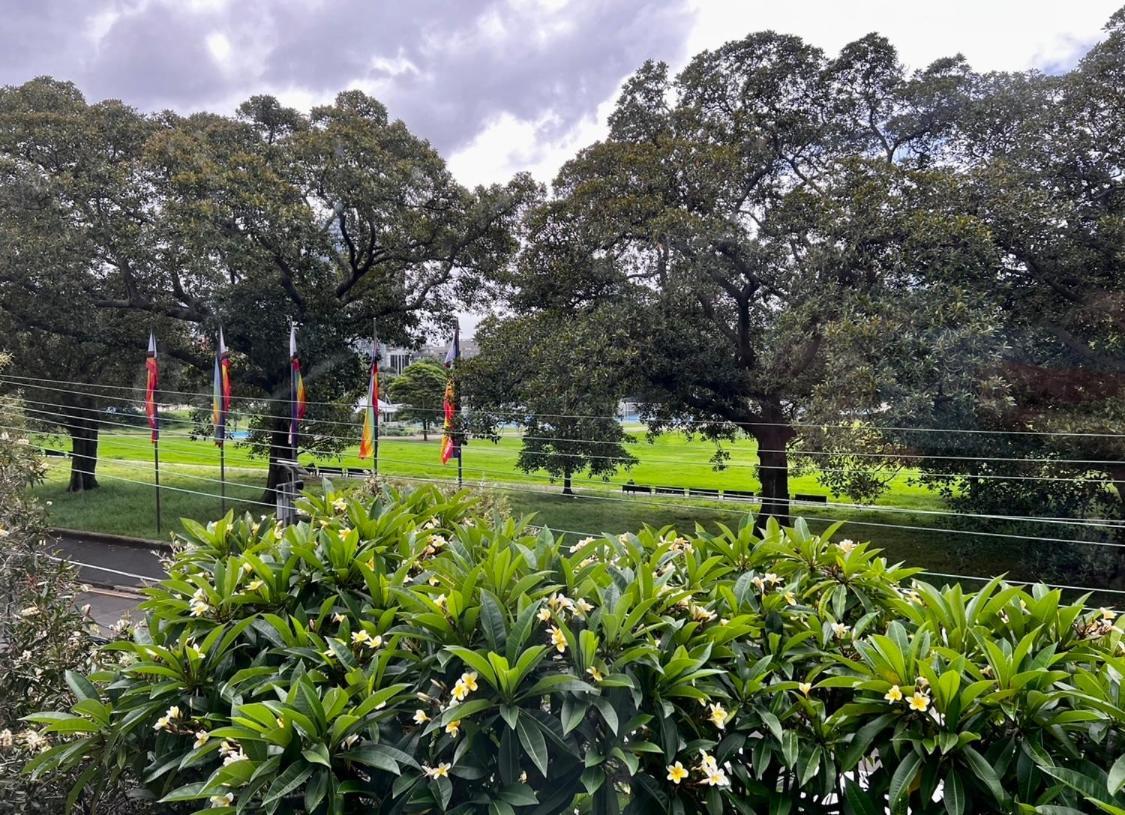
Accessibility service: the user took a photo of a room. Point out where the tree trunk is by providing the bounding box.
[752,416,796,531]
[261,415,291,508]
[562,470,574,495]
[422,418,429,442]
[66,409,100,493]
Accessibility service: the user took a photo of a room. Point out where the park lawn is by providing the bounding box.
[38,428,1116,603]
[65,425,939,508]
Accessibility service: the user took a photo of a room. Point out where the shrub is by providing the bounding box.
[0,375,143,812]
[25,484,1125,814]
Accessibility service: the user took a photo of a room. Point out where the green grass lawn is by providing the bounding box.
[32,428,1120,603]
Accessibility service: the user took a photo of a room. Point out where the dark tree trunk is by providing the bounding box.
[562,470,574,495]
[262,415,291,507]
[422,419,429,442]
[751,414,796,532]
[66,409,100,493]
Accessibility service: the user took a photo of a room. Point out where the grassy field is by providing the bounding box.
[30,427,1122,603]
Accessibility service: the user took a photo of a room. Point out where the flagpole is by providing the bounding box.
[220,443,226,516]
[372,318,379,480]
[154,435,162,534]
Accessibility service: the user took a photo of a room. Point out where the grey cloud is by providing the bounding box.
[0,0,694,154]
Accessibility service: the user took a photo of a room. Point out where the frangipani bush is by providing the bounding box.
[24,484,1125,814]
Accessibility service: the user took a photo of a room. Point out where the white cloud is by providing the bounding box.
[206,31,232,67]
[445,0,1120,189]
[448,93,616,189]
[684,0,1119,74]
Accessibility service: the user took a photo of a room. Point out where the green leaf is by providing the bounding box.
[517,717,549,777]
[1109,754,1125,797]
[63,671,98,703]
[263,762,314,804]
[343,746,401,775]
[889,751,922,807]
[843,777,879,815]
[963,746,1007,806]
[943,768,965,815]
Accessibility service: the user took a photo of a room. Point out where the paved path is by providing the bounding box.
[51,532,165,589]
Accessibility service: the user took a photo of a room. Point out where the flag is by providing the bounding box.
[440,325,460,464]
[145,331,158,443]
[289,323,307,449]
[358,351,379,459]
[212,328,232,446]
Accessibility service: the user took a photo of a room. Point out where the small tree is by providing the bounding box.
[387,360,448,441]
[466,314,636,494]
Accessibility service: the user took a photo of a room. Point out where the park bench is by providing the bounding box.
[690,487,719,498]
[724,489,756,501]
[653,486,685,495]
[621,484,652,495]
[794,493,828,504]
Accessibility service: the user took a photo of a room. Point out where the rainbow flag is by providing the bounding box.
[440,326,460,464]
[289,324,307,450]
[358,354,379,459]
[145,331,158,443]
[212,328,232,446]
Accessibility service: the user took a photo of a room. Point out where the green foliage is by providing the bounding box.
[25,485,1125,814]
[387,360,449,439]
[466,314,637,494]
[0,370,143,812]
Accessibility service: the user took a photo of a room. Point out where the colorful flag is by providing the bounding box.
[212,328,232,446]
[358,352,379,459]
[289,323,307,450]
[440,325,460,464]
[145,331,158,443]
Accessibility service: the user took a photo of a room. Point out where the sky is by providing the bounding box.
[2,0,1120,337]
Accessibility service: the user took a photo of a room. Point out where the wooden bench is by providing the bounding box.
[794,493,828,504]
[724,489,757,501]
[690,487,720,498]
[621,484,652,495]
[653,486,685,495]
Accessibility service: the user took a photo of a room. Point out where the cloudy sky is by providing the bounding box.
[2,0,1122,190]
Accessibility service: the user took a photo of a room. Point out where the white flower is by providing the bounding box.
[246,579,265,592]
[837,539,857,554]
[194,731,210,749]
[189,599,210,617]
[832,622,851,640]
[333,498,348,512]
[704,770,729,787]
[209,791,234,807]
[413,709,430,724]
[423,762,451,778]
[421,518,440,530]
[574,598,595,617]
[570,536,596,553]
[21,730,49,753]
[707,703,728,729]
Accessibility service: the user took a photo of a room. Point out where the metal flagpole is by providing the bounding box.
[220,443,226,516]
[378,317,382,484]
[147,331,162,535]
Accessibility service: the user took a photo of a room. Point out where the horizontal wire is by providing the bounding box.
[8,405,1125,534]
[4,372,1125,439]
[29,462,1125,598]
[8,396,1119,488]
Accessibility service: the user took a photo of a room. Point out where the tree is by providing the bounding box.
[387,360,447,440]
[0,77,181,491]
[465,313,636,495]
[0,80,538,497]
[862,11,1125,536]
[506,36,990,526]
